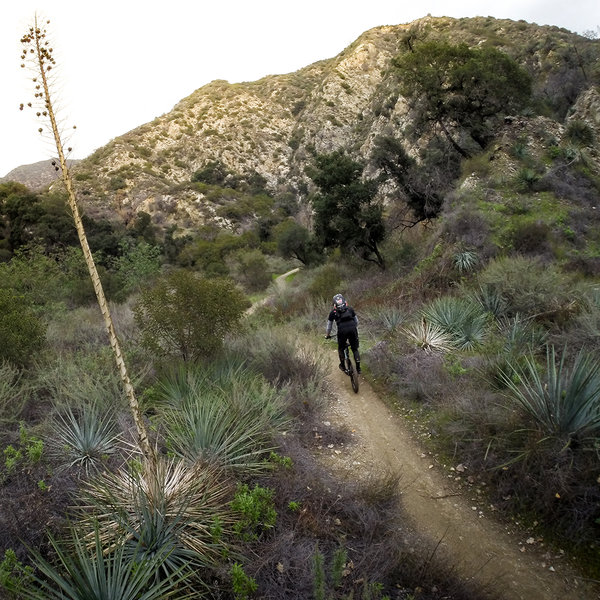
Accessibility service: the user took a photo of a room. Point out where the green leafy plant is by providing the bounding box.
[499,345,600,442]
[312,545,326,600]
[0,549,33,595]
[1,424,44,483]
[230,484,277,541]
[269,451,293,469]
[231,562,258,600]
[331,546,348,589]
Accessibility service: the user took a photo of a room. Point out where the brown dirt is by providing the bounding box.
[313,349,600,600]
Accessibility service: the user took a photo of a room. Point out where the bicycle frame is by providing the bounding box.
[325,336,359,393]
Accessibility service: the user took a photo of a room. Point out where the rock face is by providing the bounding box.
[18,16,600,231]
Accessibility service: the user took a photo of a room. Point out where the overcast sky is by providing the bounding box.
[2,0,599,177]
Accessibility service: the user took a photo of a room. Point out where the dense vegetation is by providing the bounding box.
[1,18,600,600]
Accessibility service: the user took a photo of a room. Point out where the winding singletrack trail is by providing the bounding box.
[315,350,599,600]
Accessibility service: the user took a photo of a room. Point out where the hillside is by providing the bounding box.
[54,16,599,235]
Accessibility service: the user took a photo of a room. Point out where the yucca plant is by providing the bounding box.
[159,363,289,473]
[422,296,488,350]
[452,249,478,273]
[497,314,547,356]
[77,457,233,582]
[362,307,406,337]
[499,345,600,442]
[46,403,132,476]
[7,525,191,600]
[19,17,153,462]
[469,284,508,319]
[401,319,455,353]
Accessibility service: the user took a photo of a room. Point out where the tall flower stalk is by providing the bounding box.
[19,16,154,463]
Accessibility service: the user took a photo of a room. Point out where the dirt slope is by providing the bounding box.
[314,351,599,600]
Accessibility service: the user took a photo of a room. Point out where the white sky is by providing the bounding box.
[2,0,599,177]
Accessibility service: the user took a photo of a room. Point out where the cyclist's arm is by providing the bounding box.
[325,319,333,336]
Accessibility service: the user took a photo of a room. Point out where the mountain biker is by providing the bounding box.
[325,293,361,374]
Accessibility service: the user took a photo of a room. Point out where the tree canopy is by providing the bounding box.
[307,151,386,269]
[394,41,532,155]
[134,270,250,362]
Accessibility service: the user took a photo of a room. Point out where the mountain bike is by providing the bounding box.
[326,336,359,394]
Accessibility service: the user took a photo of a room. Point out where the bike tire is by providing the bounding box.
[350,367,359,393]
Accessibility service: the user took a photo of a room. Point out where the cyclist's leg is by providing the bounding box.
[348,329,361,372]
[337,333,347,370]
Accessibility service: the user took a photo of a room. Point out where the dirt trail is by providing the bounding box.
[315,352,599,600]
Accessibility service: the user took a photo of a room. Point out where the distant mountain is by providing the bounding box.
[1,159,80,191]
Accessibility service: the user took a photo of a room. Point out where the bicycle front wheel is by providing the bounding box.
[350,367,359,393]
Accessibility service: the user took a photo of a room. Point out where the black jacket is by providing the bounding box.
[326,306,358,335]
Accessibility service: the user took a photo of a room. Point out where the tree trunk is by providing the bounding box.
[437,119,471,158]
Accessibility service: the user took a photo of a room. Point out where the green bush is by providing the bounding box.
[228,248,272,293]
[0,289,46,366]
[510,221,551,254]
[134,270,250,362]
[1,424,44,484]
[477,256,576,321]
[0,246,67,310]
[230,483,276,541]
[307,263,342,302]
[231,563,258,600]
[110,241,162,300]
